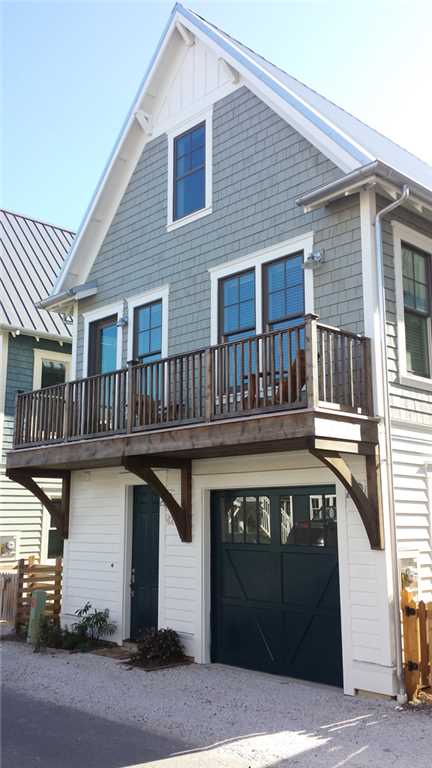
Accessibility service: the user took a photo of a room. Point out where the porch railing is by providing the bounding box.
[13,316,374,448]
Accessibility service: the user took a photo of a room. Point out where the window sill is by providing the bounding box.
[398,373,432,393]
[167,205,212,232]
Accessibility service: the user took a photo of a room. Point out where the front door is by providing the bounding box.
[211,485,342,686]
[130,486,160,641]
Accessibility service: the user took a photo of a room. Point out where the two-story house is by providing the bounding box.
[0,209,73,565]
[6,5,432,698]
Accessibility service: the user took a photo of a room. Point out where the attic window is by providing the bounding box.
[167,107,213,231]
[173,123,205,221]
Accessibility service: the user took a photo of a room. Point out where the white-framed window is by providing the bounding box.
[82,302,124,376]
[166,106,213,232]
[127,286,169,362]
[33,348,71,390]
[209,233,314,344]
[392,221,432,391]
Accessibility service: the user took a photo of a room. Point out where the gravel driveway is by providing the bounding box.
[1,641,430,767]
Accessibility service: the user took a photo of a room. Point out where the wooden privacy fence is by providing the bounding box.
[401,589,432,700]
[15,557,62,629]
[0,572,18,623]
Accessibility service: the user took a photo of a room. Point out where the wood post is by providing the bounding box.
[53,558,62,622]
[205,349,213,421]
[63,382,71,441]
[15,558,25,630]
[362,337,374,416]
[304,314,319,409]
[127,360,136,433]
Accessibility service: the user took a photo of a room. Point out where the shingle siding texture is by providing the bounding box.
[379,197,432,428]
[77,87,364,376]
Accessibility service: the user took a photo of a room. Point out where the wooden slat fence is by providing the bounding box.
[15,557,62,630]
[0,572,18,623]
[401,589,432,700]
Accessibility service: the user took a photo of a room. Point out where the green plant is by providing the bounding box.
[72,602,116,642]
[36,617,64,650]
[132,627,185,665]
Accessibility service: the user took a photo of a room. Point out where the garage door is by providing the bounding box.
[211,486,342,687]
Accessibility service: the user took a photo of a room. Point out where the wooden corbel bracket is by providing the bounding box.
[123,457,192,542]
[7,469,71,540]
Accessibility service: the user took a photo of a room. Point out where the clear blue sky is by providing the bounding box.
[2,0,431,232]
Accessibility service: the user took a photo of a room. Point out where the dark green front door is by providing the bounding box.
[211,486,342,687]
[130,486,160,641]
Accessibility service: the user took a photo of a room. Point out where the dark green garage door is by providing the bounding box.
[211,486,342,687]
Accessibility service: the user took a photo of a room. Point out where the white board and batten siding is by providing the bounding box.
[63,451,398,696]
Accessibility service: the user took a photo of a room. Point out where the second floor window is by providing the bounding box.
[264,252,304,331]
[134,300,162,363]
[174,123,205,221]
[219,269,256,343]
[402,244,431,377]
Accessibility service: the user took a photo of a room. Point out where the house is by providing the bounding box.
[6,4,432,698]
[0,209,73,565]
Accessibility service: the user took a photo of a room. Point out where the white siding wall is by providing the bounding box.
[392,424,432,598]
[63,451,397,696]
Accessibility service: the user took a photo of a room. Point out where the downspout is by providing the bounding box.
[374,184,410,703]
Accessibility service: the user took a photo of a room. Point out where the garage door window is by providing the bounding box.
[221,495,271,543]
[280,494,337,548]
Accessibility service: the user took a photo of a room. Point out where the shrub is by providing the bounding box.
[132,627,185,666]
[72,602,116,642]
[36,617,64,650]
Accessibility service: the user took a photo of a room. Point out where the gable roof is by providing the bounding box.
[0,208,74,340]
[51,2,432,299]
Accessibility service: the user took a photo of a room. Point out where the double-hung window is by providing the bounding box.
[173,123,206,221]
[133,300,162,363]
[402,244,431,378]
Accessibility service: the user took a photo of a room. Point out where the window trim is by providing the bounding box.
[166,107,213,232]
[209,233,314,345]
[127,286,169,362]
[33,348,71,390]
[82,302,124,377]
[392,221,432,391]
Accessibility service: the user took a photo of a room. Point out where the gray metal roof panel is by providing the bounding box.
[0,209,74,338]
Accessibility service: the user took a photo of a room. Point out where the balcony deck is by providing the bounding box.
[7,316,377,473]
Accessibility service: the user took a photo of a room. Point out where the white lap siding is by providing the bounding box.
[392,424,432,598]
[62,452,397,695]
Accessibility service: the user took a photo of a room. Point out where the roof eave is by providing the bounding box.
[37,282,98,313]
[0,324,72,344]
[296,161,432,214]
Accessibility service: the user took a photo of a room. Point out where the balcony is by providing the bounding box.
[12,316,374,453]
[7,315,383,548]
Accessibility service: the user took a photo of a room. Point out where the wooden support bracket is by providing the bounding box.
[309,447,383,550]
[7,469,71,539]
[123,457,192,542]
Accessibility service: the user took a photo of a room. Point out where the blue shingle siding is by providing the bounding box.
[3,335,72,457]
[76,86,364,375]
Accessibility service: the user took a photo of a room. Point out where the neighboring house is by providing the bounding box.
[0,209,73,565]
[6,4,432,700]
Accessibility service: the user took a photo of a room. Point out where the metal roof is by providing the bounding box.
[0,209,74,340]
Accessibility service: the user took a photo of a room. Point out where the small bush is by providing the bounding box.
[72,602,116,642]
[132,627,185,666]
[37,617,64,650]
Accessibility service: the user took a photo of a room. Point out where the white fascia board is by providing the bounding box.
[52,3,372,298]
[0,324,72,345]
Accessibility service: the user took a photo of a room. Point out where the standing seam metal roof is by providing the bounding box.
[0,209,74,339]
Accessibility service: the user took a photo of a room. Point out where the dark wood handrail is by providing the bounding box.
[12,319,373,448]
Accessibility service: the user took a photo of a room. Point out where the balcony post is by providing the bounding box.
[63,382,70,441]
[362,336,374,415]
[205,348,213,421]
[304,313,319,410]
[127,359,136,433]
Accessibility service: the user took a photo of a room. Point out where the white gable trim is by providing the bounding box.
[52,4,372,299]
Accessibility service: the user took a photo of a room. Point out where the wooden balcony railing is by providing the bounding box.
[13,316,374,449]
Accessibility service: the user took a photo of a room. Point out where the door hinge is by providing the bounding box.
[406,660,419,672]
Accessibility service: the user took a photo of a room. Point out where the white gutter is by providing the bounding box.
[374,184,410,703]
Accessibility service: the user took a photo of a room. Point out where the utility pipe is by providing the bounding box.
[374,184,410,703]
